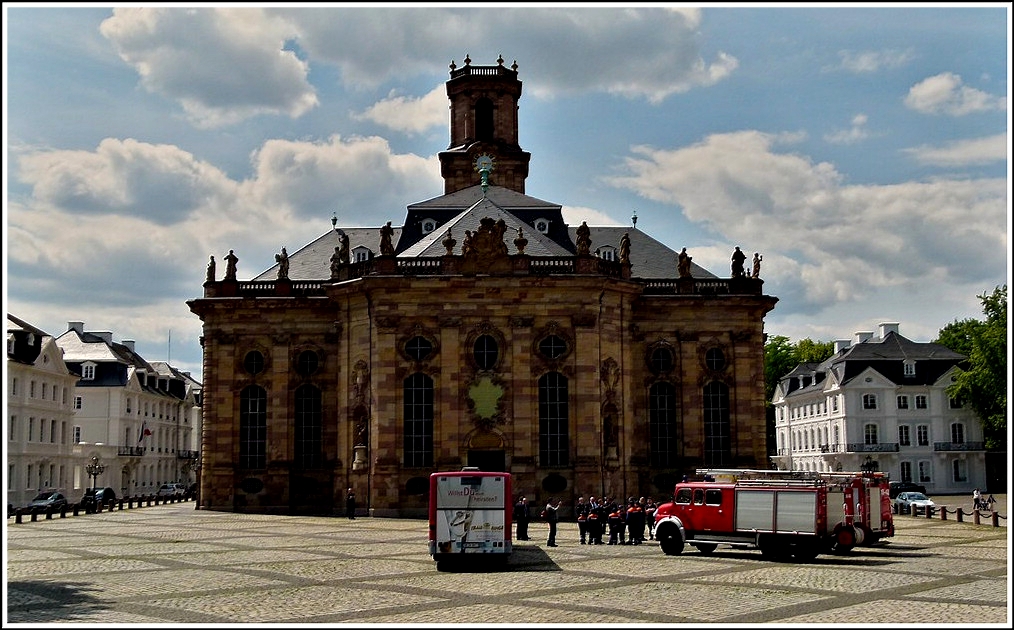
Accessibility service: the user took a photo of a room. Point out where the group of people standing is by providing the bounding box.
[512,494,660,547]
[575,496,658,546]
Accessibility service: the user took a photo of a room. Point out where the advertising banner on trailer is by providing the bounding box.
[430,472,511,556]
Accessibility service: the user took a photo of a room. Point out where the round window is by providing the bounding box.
[473,334,499,370]
[406,336,433,362]
[649,346,673,374]
[705,347,726,371]
[296,350,319,376]
[538,334,567,360]
[243,350,265,375]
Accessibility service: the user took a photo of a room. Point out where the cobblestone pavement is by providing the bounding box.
[5,502,1010,626]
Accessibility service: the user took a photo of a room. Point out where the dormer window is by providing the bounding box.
[352,246,371,263]
[534,218,550,234]
[82,363,96,381]
[903,361,916,377]
[596,246,616,261]
[421,218,437,235]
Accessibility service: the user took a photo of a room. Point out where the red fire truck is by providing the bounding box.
[653,469,894,561]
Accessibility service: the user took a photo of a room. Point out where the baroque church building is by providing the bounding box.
[188,57,778,517]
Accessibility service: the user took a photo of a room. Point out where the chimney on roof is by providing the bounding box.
[122,340,135,352]
[95,331,113,344]
[878,322,899,338]
[854,331,874,344]
[834,339,850,354]
[68,321,84,334]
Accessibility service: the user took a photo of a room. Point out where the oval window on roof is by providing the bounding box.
[534,219,549,234]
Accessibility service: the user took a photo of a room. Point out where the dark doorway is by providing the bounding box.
[467,450,505,472]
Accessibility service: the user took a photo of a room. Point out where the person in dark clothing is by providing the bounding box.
[345,488,357,519]
[513,495,531,540]
[575,496,590,544]
[626,499,645,545]
[607,504,623,545]
[544,497,560,547]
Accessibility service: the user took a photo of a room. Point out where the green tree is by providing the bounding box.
[938,285,1007,449]
[764,336,835,455]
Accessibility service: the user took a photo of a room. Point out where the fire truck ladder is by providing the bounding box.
[695,468,827,487]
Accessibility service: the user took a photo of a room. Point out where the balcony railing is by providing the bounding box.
[846,442,900,453]
[177,449,200,460]
[117,445,145,457]
[933,442,985,452]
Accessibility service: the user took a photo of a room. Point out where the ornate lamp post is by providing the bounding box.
[85,456,106,491]
[860,455,877,475]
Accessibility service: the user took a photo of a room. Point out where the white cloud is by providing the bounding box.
[561,205,625,227]
[902,133,1008,167]
[604,130,1007,309]
[831,48,914,73]
[824,113,872,145]
[100,7,318,127]
[904,72,1007,116]
[352,85,449,135]
[271,7,736,102]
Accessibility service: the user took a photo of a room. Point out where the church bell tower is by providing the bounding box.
[439,54,531,194]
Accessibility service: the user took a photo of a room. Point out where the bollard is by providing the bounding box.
[46,506,54,520]
[926,505,933,519]
[956,508,963,523]
[108,501,114,513]
[940,506,947,521]
[147,495,153,506]
[60,504,67,519]
[73,503,80,516]
[30,509,38,522]
[991,511,998,527]
[973,509,980,525]
[118,499,124,511]
[15,509,23,524]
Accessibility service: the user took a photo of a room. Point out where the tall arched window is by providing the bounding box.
[294,384,322,468]
[475,98,494,141]
[649,381,677,467]
[539,372,569,466]
[703,381,730,467]
[239,385,267,469]
[404,373,433,467]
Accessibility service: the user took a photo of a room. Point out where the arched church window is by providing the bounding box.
[539,372,569,467]
[294,384,322,468]
[703,381,730,467]
[403,373,433,468]
[239,385,267,469]
[649,381,677,467]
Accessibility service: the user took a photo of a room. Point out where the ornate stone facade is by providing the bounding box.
[188,58,777,517]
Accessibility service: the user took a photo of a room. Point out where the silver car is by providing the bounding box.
[893,491,935,514]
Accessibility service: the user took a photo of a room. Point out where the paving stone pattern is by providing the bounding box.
[5,503,1009,625]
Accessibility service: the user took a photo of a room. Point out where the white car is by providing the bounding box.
[894,491,935,514]
[156,484,179,497]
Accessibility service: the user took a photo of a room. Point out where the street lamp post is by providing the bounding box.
[85,456,105,491]
[860,455,877,475]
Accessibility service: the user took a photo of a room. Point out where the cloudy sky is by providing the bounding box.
[4,4,1009,378]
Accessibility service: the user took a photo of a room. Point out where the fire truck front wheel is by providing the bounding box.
[656,525,685,555]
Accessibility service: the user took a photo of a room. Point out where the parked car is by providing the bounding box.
[173,483,188,497]
[889,481,927,498]
[157,484,183,497]
[80,487,117,513]
[894,491,935,514]
[28,491,68,513]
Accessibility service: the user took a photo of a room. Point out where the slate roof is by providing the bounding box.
[253,184,718,281]
[779,331,966,398]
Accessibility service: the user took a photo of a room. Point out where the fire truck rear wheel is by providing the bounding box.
[657,526,685,555]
